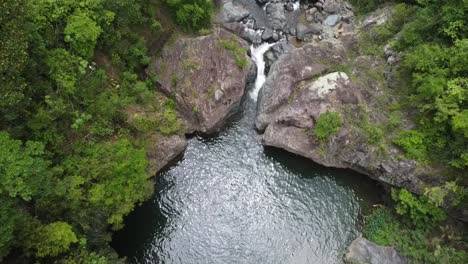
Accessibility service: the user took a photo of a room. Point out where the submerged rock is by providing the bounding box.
[344,237,407,264]
[150,29,254,133]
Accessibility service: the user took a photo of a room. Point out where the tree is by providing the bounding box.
[0,0,30,123]
[60,139,153,230]
[0,132,50,201]
[64,11,103,58]
[26,221,78,257]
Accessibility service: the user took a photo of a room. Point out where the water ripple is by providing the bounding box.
[113,97,380,264]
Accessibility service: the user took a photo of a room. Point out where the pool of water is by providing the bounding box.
[112,92,382,264]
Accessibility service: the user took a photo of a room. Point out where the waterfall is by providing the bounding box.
[293,1,300,11]
[249,42,275,100]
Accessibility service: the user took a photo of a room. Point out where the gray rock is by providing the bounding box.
[296,23,323,40]
[285,2,294,11]
[146,134,187,175]
[324,14,341,26]
[314,11,325,23]
[344,237,407,264]
[306,14,315,22]
[323,0,341,14]
[272,32,280,41]
[151,29,253,133]
[216,1,249,24]
[266,2,287,30]
[309,7,318,14]
[256,42,430,194]
[262,28,274,40]
[264,41,293,73]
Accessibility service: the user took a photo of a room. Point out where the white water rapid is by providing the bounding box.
[249,42,275,100]
[293,1,300,11]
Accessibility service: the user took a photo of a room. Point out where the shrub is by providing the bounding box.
[312,111,342,141]
[392,189,446,228]
[364,206,468,264]
[219,36,249,68]
[394,130,428,162]
[165,0,213,30]
[364,207,400,246]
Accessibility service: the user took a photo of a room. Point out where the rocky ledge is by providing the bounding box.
[255,39,431,194]
[344,237,407,264]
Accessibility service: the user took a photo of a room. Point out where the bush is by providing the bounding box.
[165,0,213,30]
[364,206,468,264]
[394,130,428,162]
[219,36,249,68]
[312,111,342,141]
[392,189,446,228]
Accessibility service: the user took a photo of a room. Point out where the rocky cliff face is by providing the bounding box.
[150,28,254,134]
[254,39,431,194]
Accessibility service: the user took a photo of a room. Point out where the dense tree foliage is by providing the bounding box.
[356,1,468,262]
[0,0,211,262]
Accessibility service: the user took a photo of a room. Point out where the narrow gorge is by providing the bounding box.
[113,0,421,263]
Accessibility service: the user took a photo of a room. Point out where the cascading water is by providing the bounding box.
[293,1,300,11]
[249,42,276,100]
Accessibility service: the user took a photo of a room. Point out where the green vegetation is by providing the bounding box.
[355,1,468,262]
[364,191,468,264]
[0,0,208,262]
[219,36,249,68]
[358,3,413,56]
[356,0,468,172]
[165,0,213,30]
[312,111,342,141]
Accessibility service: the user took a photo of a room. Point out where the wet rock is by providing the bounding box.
[344,237,407,264]
[285,2,295,11]
[151,29,254,133]
[264,41,293,73]
[223,22,262,44]
[262,28,274,41]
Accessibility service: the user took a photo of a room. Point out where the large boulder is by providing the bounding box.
[146,134,188,175]
[256,41,429,194]
[150,29,254,133]
[265,1,287,30]
[215,0,250,24]
[344,237,407,264]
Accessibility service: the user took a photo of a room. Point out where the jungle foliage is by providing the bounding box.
[0,0,211,262]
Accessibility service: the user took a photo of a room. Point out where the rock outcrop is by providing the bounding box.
[255,39,430,194]
[146,134,188,175]
[150,28,254,133]
[344,237,407,264]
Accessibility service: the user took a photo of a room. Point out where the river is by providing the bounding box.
[112,44,382,264]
